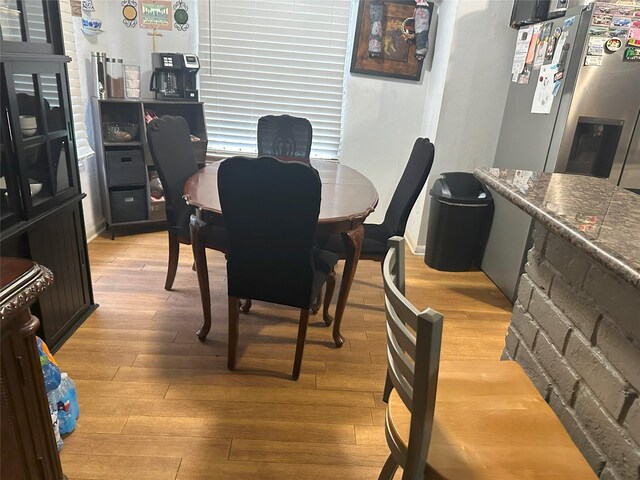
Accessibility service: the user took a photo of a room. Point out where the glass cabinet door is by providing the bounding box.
[0,0,62,54]
[1,107,25,231]
[3,60,78,217]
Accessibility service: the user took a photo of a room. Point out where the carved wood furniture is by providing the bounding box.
[379,237,596,479]
[184,159,378,346]
[1,258,66,480]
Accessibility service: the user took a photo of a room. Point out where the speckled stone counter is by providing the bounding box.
[475,168,640,289]
[474,168,640,479]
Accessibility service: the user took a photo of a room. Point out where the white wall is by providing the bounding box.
[70,0,198,237]
[405,0,517,252]
[339,0,445,225]
[71,0,515,246]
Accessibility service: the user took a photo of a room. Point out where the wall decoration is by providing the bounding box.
[140,0,172,31]
[173,0,189,31]
[81,17,103,36]
[70,0,82,17]
[350,0,434,81]
[81,0,95,12]
[122,0,138,27]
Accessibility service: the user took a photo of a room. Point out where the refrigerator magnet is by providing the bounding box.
[584,55,603,66]
[605,38,623,52]
[623,46,640,61]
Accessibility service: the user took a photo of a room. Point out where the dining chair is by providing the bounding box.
[380,237,596,479]
[319,138,435,262]
[218,155,337,380]
[257,114,313,158]
[147,115,228,290]
[317,138,434,355]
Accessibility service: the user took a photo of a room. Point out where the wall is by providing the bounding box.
[338,0,450,225]
[72,0,514,245]
[405,0,516,252]
[504,222,640,479]
[69,0,198,238]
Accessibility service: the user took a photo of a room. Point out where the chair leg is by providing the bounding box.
[311,286,322,315]
[165,232,179,291]
[292,309,310,380]
[241,298,252,313]
[378,454,399,480]
[322,271,336,327]
[228,296,240,371]
[382,369,393,403]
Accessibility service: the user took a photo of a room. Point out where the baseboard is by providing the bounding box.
[86,218,107,243]
[405,228,425,255]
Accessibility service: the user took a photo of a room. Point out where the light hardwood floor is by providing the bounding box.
[57,231,512,479]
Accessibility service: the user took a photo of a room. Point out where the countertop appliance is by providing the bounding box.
[483,3,640,301]
[510,0,569,28]
[150,53,200,101]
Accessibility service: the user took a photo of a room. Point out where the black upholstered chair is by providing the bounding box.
[257,114,313,158]
[147,115,228,290]
[320,138,435,262]
[218,156,338,380]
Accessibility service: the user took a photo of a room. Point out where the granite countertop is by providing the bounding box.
[474,168,640,289]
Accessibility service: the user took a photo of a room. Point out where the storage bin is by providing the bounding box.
[148,200,166,221]
[109,188,147,223]
[106,149,145,187]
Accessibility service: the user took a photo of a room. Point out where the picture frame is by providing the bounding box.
[350,0,433,81]
[140,0,172,31]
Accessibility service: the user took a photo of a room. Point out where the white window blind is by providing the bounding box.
[198,0,350,158]
[59,0,93,159]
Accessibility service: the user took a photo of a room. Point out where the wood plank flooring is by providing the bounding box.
[57,231,512,479]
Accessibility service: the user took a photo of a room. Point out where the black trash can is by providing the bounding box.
[424,172,493,271]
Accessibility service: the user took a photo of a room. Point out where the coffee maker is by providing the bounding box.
[150,53,200,101]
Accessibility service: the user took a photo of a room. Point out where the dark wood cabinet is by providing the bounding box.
[92,98,208,237]
[1,0,96,351]
[0,258,66,480]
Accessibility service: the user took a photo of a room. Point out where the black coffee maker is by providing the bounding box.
[150,53,200,101]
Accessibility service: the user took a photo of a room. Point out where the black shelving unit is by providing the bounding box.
[92,98,208,238]
[1,0,96,351]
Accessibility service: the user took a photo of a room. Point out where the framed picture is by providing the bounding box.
[350,0,433,81]
[140,0,172,30]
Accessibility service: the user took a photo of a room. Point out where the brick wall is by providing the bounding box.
[503,221,640,479]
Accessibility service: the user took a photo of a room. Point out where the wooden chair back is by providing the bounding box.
[383,236,443,479]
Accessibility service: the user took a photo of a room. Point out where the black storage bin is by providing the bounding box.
[424,172,493,271]
[109,188,147,224]
[106,149,146,187]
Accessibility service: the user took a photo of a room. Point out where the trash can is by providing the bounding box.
[424,172,493,271]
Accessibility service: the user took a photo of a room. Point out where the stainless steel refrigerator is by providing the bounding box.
[482,2,640,301]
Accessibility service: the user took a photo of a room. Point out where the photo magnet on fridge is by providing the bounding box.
[623,46,640,61]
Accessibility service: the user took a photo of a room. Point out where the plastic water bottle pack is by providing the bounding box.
[36,336,80,448]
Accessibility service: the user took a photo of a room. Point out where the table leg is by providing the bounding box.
[190,211,212,341]
[332,224,364,348]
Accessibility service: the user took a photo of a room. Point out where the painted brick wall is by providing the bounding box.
[503,221,640,479]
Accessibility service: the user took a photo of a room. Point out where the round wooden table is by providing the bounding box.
[184,158,379,347]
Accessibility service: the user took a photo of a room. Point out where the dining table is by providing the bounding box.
[183,157,379,348]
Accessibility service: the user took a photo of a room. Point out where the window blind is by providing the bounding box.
[198,0,350,158]
[59,0,93,159]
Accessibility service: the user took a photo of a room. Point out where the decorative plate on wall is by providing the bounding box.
[122,0,138,28]
[173,0,189,31]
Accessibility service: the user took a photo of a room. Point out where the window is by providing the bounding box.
[198,0,350,159]
[59,0,93,160]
